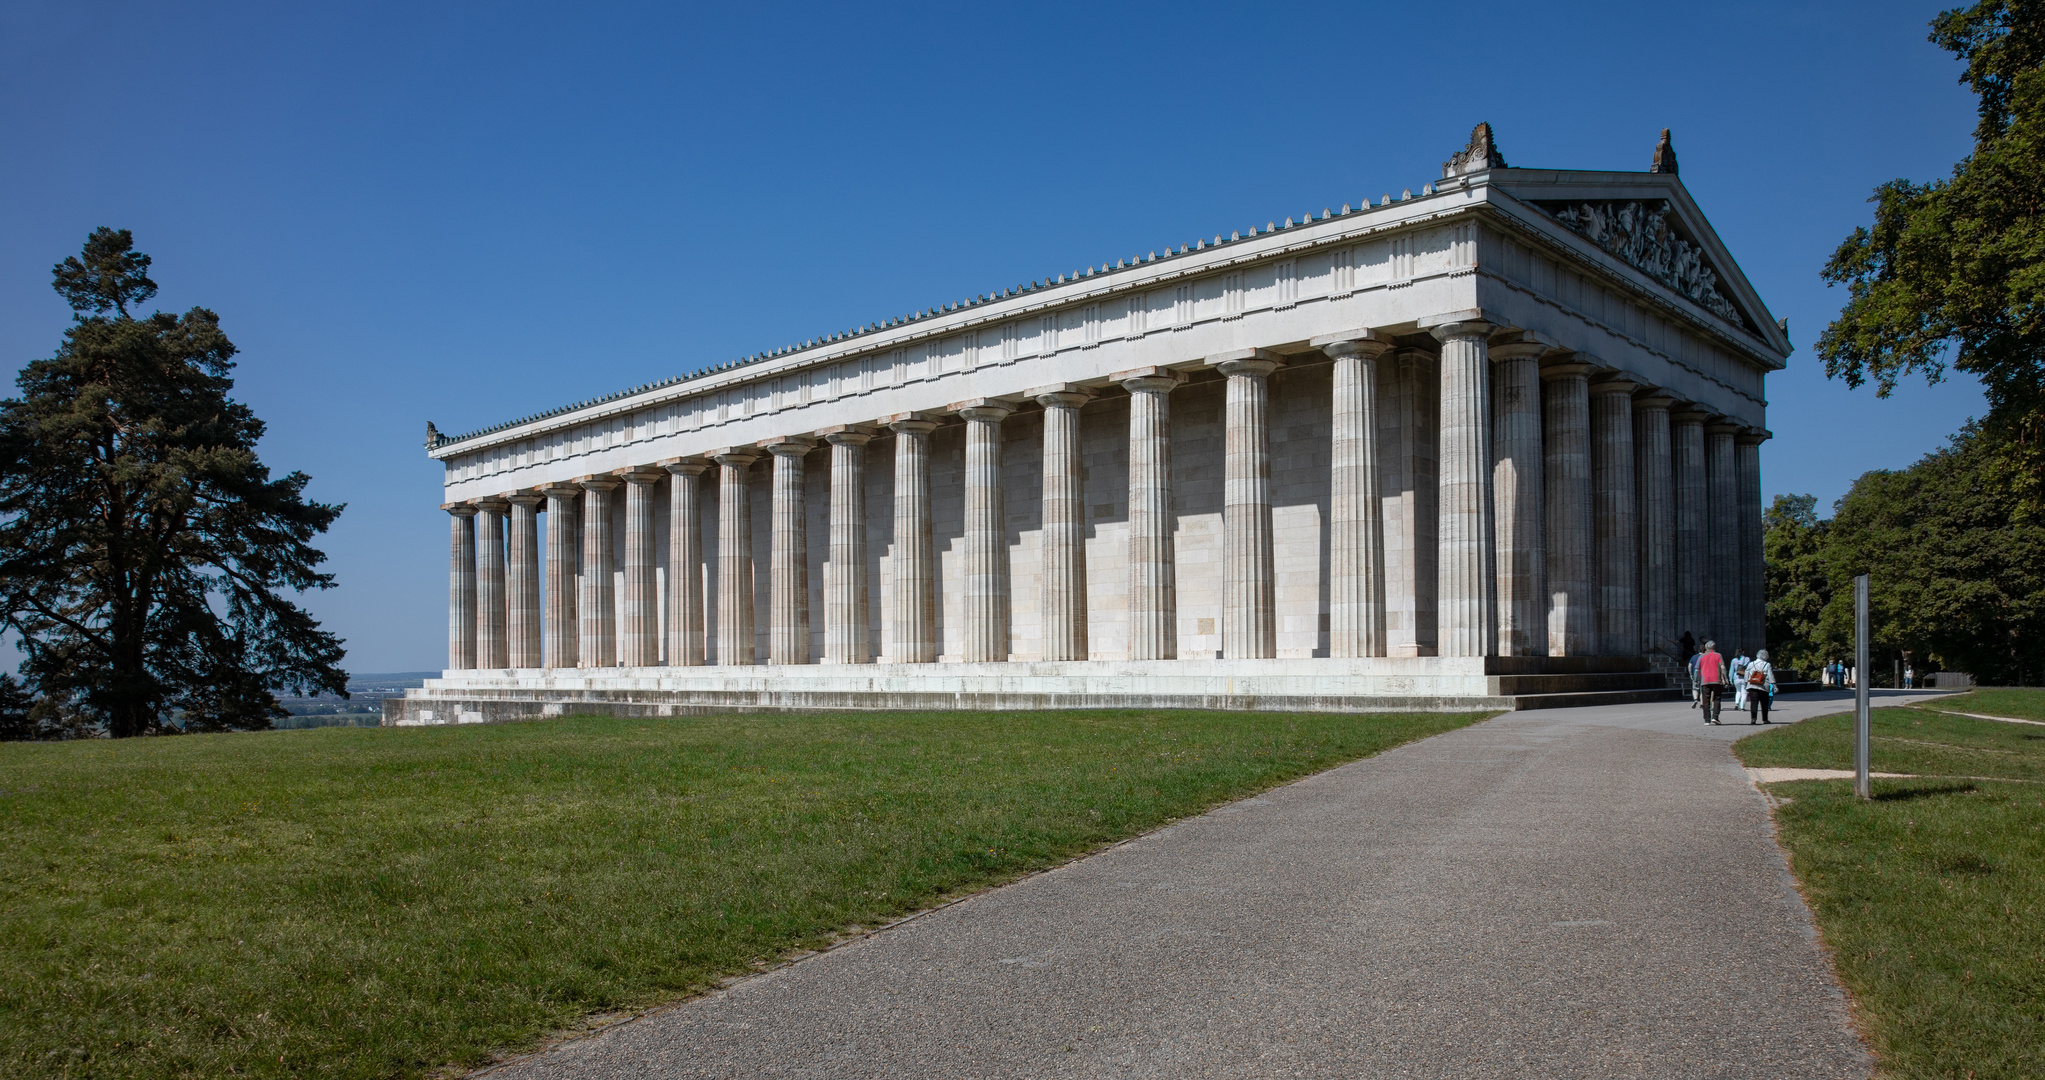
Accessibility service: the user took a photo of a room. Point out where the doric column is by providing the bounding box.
[1705,423,1740,649]
[1541,362,1595,655]
[506,492,543,668]
[474,497,509,669]
[576,476,620,667]
[1319,334,1391,658]
[1382,348,1439,657]
[761,437,816,665]
[1736,430,1768,653]
[662,460,710,666]
[1119,367,1185,661]
[540,484,580,668]
[615,467,664,667]
[1489,340,1547,657]
[822,427,873,664]
[445,503,477,670]
[713,449,762,665]
[884,416,939,663]
[1427,315,1498,658]
[1591,378,1639,656]
[955,400,1013,663]
[1210,349,1281,659]
[1670,410,1710,651]
[1633,395,1677,658]
[1032,385,1092,662]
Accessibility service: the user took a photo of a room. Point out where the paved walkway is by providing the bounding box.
[487,691,1928,1079]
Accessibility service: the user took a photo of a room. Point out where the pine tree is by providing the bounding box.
[0,228,346,737]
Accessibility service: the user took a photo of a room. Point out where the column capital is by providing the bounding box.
[1539,361,1595,382]
[758,436,817,457]
[1420,308,1505,341]
[1113,366,1186,393]
[1204,347,1283,379]
[817,424,876,446]
[884,415,940,436]
[1488,340,1551,362]
[442,501,479,517]
[573,474,622,492]
[471,496,509,512]
[537,481,583,499]
[1633,393,1677,412]
[1735,428,1772,446]
[1027,383,1094,409]
[1310,328,1395,360]
[611,466,667,485]
[708,446,764,467]
[1704,421,1743,437]
[1670,406,1713,426]
[504,490,545,507]
[657,456,713,478]
[948,398,1015,422]
[1590,375,1642,396]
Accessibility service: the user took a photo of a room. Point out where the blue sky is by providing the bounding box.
[0,0,1990,673]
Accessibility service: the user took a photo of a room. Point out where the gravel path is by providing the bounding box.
[483,692,1914,1079]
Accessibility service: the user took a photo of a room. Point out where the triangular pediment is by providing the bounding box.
[1489,170,1788,358]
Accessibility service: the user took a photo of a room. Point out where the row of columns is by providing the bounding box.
[446,322,1767,669]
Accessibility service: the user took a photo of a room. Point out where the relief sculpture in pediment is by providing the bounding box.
[1542,200,1745,327]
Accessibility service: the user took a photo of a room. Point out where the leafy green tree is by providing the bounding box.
[0,228,347,738]
[1762,493,1830,674]
[1818,0,2045,511]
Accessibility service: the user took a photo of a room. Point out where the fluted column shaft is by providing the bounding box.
[541,485,579,668]
[715,451,761,665]
[1490,342,1546,657]
[1218,355,1279,659]
[824,430,872,664]
[1542,363,1595,655]
[1634,397,1677,658]
[1034,388,1091,662]
[506,493,543,668]
[1325,339,1389,657]
[618,469,663,666]
[1736,432,1768,653]
[764,439,815,665]
[1705,425,1740,649]
[446,504,477,670]
[886,419,938,663]
[475,498,509,669]
[1431,321,1497,658]
[576,478,619,667]
[1671,412,1710,649]
[663,461,710,666]
[956,402,1013,663]
[1122,369,1183,660]
[1591,380,1639,655]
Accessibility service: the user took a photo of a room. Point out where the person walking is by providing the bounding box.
[1746,649,1777,724]
[1731,649,1751,711]
[1696,640,1728,724]
[1688,648,1705,709]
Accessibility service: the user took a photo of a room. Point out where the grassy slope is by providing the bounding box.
[1736,709,2045,1079]
[1917,687,2045,722]
[0,708,1482,1080]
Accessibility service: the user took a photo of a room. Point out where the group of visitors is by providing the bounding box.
[1678,632,1775,726]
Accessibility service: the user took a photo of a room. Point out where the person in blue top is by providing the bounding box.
[1745,649,1777,724]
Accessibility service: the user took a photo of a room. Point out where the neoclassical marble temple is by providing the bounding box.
[392,126,1783,724]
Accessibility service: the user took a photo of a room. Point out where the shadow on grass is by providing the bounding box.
[1872,782,1977,802]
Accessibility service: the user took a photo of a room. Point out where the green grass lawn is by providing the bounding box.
[0,708,1482,1080]
[1736,707,2045,1079]
[1915,686,2045,723]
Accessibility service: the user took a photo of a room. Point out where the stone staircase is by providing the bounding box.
[1488,657,1687,711]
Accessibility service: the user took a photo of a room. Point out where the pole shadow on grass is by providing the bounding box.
[1871,781,1977,802]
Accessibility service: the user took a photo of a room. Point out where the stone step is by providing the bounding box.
[1492,672,1670,695]
[1511,687,1689,710]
